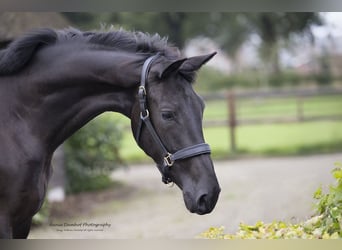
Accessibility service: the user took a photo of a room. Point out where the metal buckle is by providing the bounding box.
[138,86,146,96]
[164,153,174,167]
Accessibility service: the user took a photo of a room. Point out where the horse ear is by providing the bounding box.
[159,58,187,79]
[179,52,217,73]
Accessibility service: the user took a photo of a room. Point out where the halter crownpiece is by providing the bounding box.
[135,54,212,184]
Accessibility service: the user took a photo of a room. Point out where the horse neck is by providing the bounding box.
[17,46,144,152]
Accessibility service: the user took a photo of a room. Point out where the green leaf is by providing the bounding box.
[332,168,342,180]
[313,186,322,199]
[334,162,342,168]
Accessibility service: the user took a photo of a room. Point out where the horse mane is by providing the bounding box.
[0,28,57,75]
[0,27,180,76]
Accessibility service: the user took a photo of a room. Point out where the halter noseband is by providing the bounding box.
[134,54,211,184]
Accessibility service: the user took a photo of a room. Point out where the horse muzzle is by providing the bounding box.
[183,183,221,215]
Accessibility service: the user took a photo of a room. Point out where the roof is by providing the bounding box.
[0,12,70,42]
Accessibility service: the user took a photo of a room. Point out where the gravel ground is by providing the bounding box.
[29,153,342,239]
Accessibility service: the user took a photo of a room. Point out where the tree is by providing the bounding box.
[62,12,323,76]
[61,13,249,50]
[244,13,323,74]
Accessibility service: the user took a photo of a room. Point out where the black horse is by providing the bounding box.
[0,28,220,238]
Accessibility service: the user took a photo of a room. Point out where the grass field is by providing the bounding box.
[119,121,342,162]
[204,121,342,158]
[96,94,342,163]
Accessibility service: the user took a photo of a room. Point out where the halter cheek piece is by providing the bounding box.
[135,54,211,184]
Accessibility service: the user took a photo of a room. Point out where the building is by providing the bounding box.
[0,12,69,48]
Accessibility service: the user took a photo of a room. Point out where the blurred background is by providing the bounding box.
[1,12,341,238]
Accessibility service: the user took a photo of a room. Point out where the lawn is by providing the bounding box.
[120,121,342,162]
[204,121,342,158]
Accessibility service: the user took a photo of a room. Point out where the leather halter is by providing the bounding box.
[134,54,211,184]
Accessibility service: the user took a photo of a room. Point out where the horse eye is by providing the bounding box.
[161,111,175,121]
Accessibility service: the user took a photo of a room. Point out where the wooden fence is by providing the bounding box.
[202,87,342,153]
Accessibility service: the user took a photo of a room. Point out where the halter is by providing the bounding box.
[135,54,211,184]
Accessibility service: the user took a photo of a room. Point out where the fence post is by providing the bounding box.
[227,90,237,154]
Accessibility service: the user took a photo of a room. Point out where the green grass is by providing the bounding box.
[204,121,342,158]
[119,121,342,162]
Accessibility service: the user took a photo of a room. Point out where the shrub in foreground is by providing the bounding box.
[200,164,342,239]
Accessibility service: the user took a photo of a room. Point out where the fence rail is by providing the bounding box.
[202,87,342,153]
[202,86,342,101]
[204,115,342,127]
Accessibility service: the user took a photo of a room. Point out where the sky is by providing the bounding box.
[313,12,342,38]
[282,12,342,68]
[268,12,342,69]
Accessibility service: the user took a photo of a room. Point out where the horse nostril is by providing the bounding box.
[196,193,210,213]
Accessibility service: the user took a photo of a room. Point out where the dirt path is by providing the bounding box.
[29,153,342,239]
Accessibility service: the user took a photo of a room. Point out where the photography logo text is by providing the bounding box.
[49,222,111,233]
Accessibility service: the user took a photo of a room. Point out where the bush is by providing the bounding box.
[196,68,263,92]
[196,66,338,93]
[268,72,303,87]
[32,200,50,226]
[64,115,123,194]
[200,163,342,239]
[313,162,342,236]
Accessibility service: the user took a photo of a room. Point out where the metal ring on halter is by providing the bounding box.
[164,153,174,167]
[140,109,149,120]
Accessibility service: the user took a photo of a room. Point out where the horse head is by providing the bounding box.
[131,52,220,215]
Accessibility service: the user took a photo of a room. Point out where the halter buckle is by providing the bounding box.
[164,153,174,167]
[138,86,146,96]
